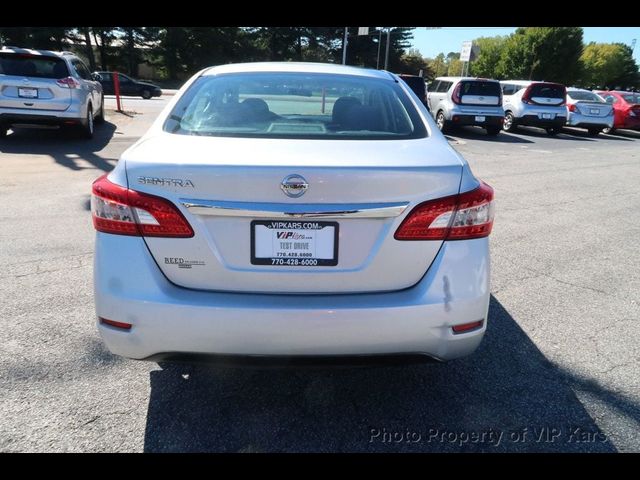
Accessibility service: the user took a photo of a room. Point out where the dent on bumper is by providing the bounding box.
[94,234,490,361]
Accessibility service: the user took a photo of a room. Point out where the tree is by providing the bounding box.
[469,36,507,78]
[497,27,583,84]
[398,48,433,77]
[581,42,640,89]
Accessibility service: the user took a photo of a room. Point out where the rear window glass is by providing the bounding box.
[530,83,565,98]
[568,91,604,102]
[0,53,69,78]
[622,94,640,104]
[399,76,426,98]
[460,81,501,97]
[164,72,427,140]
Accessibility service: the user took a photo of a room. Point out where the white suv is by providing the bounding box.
[427,77,504,135]
[0,46,104,139]
[500,80,567,135]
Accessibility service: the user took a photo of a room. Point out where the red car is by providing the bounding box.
[595,90,640,133]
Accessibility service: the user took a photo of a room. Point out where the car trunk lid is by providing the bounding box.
[123,133,464,294]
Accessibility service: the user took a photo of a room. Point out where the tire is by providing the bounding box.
[587,127,601,137]
[486,126,501,136]
[141,89,152,100]
[436,111,450,133]
[0,125,7,139]
[95,93,105,124]
[503,112,517,132]
[79,106,94,139]
[602,127,614,134]
[545,127,560,136]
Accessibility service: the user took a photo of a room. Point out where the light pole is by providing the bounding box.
[342,27,348,65]
[376,29,382,69]
[384,27,392,71]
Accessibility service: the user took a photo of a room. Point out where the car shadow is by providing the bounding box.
[604,129,640,140]
[142,295,619,452]
[561,127,634,141]
[0,121,118,173]
[511,126,596,141]
[446,127,534,144]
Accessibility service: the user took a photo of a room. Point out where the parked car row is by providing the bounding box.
[0,46,163,139]
[411,74,639,137]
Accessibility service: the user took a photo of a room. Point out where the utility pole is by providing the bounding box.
[384,27,391,71]
[376,29,382,69]
[342,27,348,65]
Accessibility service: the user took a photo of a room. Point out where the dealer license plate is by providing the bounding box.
[251,220,339,266]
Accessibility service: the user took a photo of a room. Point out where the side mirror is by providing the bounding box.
[91,72,102,82]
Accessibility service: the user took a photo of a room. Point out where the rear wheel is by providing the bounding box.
[142,89,152,100]
[95,93,105,124]
[587,127,601,137]
[486,126,501,136]
[436,111,450,133]
[545,127,560,136]
[602,126,614,134]
[503,112,517,132]
[79,106,94,139]
[0,125,7,139]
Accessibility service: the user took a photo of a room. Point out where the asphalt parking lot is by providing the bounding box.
[1,97,639,452]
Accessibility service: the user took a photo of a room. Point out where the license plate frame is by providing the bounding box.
[590,108,599,115]
[541,113,553,120]
[475,116,486,122]
[250,220,339,267]
[18,87,38,99]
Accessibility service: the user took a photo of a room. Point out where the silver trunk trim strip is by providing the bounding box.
[180,199,409,219]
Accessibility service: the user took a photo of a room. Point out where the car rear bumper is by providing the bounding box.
[94,234,490,362]
[617,116,640,130]
[451,114,504,128]
[567,112,614,129]
[0,105,85,127]
[515,114,566,128]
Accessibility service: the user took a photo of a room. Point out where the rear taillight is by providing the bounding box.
[99,317,132,330]
[451,83,462,105]
[91,174,194,238]
[56,76,81,89]
[521,85,534,104]
[394,182,494,241]
[568,104,578,112]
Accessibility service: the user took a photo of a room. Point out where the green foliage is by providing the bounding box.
[469,36,507,78]
[580,42,640,89]
[497,27,584,84]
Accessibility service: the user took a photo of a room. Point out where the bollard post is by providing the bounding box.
[113,71,122,112]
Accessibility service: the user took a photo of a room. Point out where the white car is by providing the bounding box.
[500,80,568,135]
[565,87,614,136]
[92,62,494,364]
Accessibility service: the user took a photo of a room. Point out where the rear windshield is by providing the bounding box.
[530,83,565,98]
[0,53,69,78]
[164,72,427,140]
[399,76,426,97]
[622,94,640,104]
[460,81,501,97]
[568,91,604,102]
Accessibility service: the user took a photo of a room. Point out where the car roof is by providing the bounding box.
[567,87,596,92]
[435,76,498,82]
[0,46,75,59]
[201,62,395,81]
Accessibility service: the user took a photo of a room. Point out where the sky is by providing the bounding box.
[410,27,640,63]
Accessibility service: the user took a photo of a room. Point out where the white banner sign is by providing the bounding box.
[460,41,473,62]
[358,27,369,36]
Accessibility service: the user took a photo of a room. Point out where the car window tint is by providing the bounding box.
[530,83,565,98]
[73,60,91,80]
[460,81,501,96]
[0,53,69,78]
[568,91,604,102]
[164,72,427,140]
